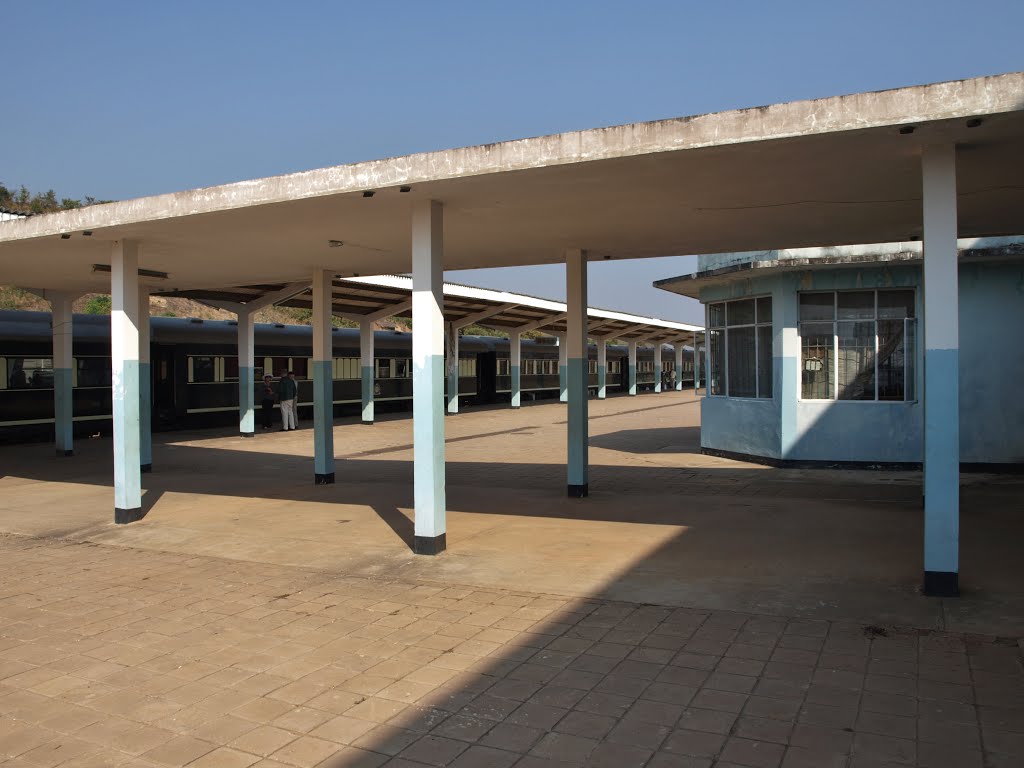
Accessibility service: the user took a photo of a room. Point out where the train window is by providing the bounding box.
[375,359,392,379]
[189,356,216,383]
[394,359,411,378]
[334,358,359,380]
[76,357,112,388]
[497,359,510,376]
[269,357,290,378]
[223,356,239,381]
[588,361,597,374]
[5,358,53,389]
[458,359,476,377]
[291,358,308,379]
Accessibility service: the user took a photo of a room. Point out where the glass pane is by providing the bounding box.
[837,291,875,320]
[756,296,772,325]
[837,321,875,400]
[727,326,756,397]
[727,299,755,326]
[800,293,835,322]
[708,329,724,396]
[271,357,289,378]
[7,358,53,389]
[878,289,915,319]
[905,319,916,400]
[800,323,834,399]
[708,303,725,328]
[877,320,906,401]
[77,357,111,388]
[757,324,773,398]
[394,359,409,378]
[224,356,239,380]
[192,357,215,384]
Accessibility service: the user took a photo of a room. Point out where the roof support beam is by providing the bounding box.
[511,312,567,334]
[454,302,519,329]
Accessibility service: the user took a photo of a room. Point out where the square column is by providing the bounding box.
[446,322,459,414]
[412,199,446,554]
[312,269,335,484]
[566,249,588,497]
[51,293,75,456]
[558,333,567,402]
[139,288,152,472]
[674,343,684,391]
[237,309,256,437]
[627,340,638,396]
[360,317,375,424]
[111,240,142,523]
[510,330,522,408]
[597,338,607,400]
[653,343,662,393]
[922,143,960,597]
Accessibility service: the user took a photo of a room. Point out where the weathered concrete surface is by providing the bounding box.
[1,392,1022,638]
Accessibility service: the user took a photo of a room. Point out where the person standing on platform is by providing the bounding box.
[260,374,276,430]
[278,370,298,431]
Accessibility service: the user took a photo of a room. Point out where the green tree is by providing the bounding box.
[84,294,112,314]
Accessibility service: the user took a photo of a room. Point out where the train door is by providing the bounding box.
[477,351,497,403]
[153,344,178,429]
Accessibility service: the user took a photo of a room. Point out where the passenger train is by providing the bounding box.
[0,311,696,442]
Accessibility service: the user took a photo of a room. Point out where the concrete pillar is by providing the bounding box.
[111,240,142,523]
[675,343,684,391]
[778,278,800,459]
[312,270,335,484]
[360,317,374,424]
[922,143,960,597]
[51,293,74,456]
[653,343,662,393]
[238,309,256,437]
[139,288,152,472]
[566,249,588,497]
[446,322,459,414]
[558,333,567,402]
[412,199,446,555]
[597,337,607,400]
[628,340,638,396]
[693,331,701,390]
[510,330,521,408]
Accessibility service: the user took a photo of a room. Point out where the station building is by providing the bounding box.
[656,236,1024,469]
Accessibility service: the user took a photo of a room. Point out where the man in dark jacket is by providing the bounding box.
[278,370,298,430]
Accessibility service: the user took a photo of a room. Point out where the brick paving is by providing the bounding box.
[2,535,1023,768]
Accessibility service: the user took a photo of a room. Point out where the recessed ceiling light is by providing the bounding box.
[899,126,916,135]
[966,118,983,128]
[82,231,93,236]
[399,186,411,193]
[362,191,375,198]
[60,233,71,239]
[328,240,344,248]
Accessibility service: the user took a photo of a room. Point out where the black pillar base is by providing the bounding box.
[923,571,959,597]
[568,484,589,498]
[362,420,374,426]
[415,534,446,555]
[114,507,144,525]
[315,473,335,485]
[241,431,255,438]
[56,449,74,457]
[141,464,152,473]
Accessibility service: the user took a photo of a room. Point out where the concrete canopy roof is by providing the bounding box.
[653,236,1024,299]
[166,275,702,343]
[1,73,1022,296]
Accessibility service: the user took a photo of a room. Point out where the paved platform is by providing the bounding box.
[1,391,1024,767]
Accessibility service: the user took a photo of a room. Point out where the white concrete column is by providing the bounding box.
[312,270,335,484]
[627,340,638,396]
[51,293,75,456]
[693,331,701,390]
[557,332,568,402]
[412,199,446,554]
[566,249,588,497]
[446,321,459,414]
[238,309,256,436]
[653,343,663,393]
[510,330,521,408]
[111,240,142,523]
[597,337,607,400]
[675,343,684,391]
[922,143,960,597]
[138,288,152,472]
[360,317,374,424]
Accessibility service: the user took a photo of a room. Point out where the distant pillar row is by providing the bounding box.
[412,199,446,555]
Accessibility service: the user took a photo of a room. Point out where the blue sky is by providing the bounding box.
[3,1,1022,323]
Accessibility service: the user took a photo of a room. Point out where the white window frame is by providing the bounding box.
[706,295,773,400]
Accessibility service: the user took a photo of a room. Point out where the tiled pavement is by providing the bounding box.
[2,535,1022,768]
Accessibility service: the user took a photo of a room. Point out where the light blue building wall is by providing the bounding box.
[695,251,1024,467]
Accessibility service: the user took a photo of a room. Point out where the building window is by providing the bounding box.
[706,296,773,398]
[497,359,510,376]
[798,289,916,401]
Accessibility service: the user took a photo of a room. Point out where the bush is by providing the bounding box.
[84,294,112,314]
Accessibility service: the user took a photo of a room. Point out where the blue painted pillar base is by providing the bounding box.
[57,449,74,457]
[312,360,335,484]
[415,533,446,555]
[923,571,959,597]
[568,484,589,498]
[115,507,144,525]
[315,472,335,485]
[362,366,375,425]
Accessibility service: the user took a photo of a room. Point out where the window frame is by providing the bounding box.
[797,289,917,403]
[705,295,773,400]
